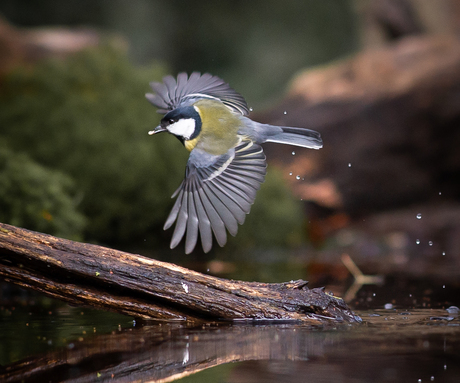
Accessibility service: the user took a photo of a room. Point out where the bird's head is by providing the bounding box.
[149,106,202,141]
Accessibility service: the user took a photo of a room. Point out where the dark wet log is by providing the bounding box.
[0,222,358,323]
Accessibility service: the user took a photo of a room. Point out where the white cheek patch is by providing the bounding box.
[167,118,196,139]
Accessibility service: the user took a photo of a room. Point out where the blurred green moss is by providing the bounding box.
[225,168,305,253]
[0,47,305,252]
[0,47,182,246]
[0,144,85,239]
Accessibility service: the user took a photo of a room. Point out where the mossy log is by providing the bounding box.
[0,222,358,323]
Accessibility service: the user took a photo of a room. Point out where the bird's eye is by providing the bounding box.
[168,119,175,125]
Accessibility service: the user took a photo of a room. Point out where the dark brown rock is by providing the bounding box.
[260,35,460,218]
[0,15,125,76]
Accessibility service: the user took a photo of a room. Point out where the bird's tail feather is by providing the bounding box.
[264,125,323,149]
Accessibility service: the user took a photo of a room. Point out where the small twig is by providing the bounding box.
[341,253,384,302]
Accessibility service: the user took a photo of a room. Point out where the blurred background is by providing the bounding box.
[1,0,460,289]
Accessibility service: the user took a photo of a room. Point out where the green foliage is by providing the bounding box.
[0,47,305,251]
[226,168,305,252]
[0,47,185,246]
[0,144,85,239]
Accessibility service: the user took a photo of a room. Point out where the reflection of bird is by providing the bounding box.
[146,72,323,253]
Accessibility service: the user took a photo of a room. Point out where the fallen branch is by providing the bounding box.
[0,222,359,323]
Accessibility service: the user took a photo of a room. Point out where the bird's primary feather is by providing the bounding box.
[164,140,266,253]
[146,72,249,115]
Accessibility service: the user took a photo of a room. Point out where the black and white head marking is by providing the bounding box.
[161,106,202,140]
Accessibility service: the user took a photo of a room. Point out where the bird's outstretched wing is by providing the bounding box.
[164,140,266,253]
[146,72,249,115]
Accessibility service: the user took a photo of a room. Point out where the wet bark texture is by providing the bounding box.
[0,222,358,323]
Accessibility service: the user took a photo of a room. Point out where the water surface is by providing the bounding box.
[1,280,459,383]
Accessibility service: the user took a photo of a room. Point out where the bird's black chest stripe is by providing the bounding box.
[189,108,202,140]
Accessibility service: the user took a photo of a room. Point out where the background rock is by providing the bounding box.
[260,35,460,216]
[257,34,460,276]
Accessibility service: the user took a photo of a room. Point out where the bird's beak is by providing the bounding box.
[148,125,167,135]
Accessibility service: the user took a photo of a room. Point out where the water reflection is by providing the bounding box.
[1,306,459,382]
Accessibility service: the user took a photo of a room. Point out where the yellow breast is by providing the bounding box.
[184,137,199,151]
[186,99,242,155]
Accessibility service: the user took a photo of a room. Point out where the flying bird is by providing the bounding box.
[146,72,322,253]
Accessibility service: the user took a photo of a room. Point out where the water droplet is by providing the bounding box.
[289,172,293,176]
[292,151,295,155]
[384,303,393,309]
[429,241,433,246]
[443,285,445,289]
[416,213,422,219]
[431,376,434,381]
[372,293,376,297]
[416,239,420,245]
[442,251,446,256]
[296,175,300,180]
[283,111,287,115]
[249,107,253,112]
[348,163,352,167]
[418,379,422,382]
[439,192,442,195]
[444,364,447,370]
[446,306,459,314]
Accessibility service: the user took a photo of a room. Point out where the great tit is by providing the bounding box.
[146,72,322,254]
